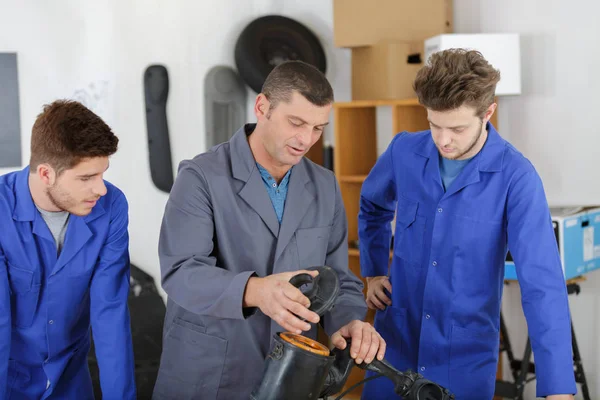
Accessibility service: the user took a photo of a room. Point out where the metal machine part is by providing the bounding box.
[251,267,455,399]
[289,265,340,318]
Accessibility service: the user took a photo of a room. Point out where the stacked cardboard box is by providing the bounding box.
[333,0,454,100]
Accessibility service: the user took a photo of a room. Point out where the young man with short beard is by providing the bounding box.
[0,100,136,399]
[359,49,576,400]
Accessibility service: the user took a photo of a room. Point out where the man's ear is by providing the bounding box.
[254,94,271,120]
[484,103,497,124]
[37,164,56,186]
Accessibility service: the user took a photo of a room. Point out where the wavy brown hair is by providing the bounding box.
[30,100,118,175]
[413,49,501,118]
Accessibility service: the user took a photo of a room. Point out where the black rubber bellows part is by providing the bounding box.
[250,332,334,400]
[234,15,327,94]
[289,265,340,317]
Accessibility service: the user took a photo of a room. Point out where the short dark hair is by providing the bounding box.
[29,100,118,174]
[413,49,501,118]
[261,61,334,109]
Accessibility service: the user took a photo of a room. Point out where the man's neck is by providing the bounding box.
[247,130,291,183]
[28,174,61,213]
[458,123,489,161]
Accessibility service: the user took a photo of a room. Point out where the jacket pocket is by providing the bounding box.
[7,359,31,396]
[7,264,41,328]
[154,318,227,399]
[393,196,425,267]
[295,226,331,268]
[448,324,499,399]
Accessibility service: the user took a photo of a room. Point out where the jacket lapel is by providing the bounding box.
[32,212,56,244]
[238,169,280,238]
[414,134,444,191]
[231,125,280,238]
[443,122,505,198]
[274,161,313,263]
[442,158,481,198]
[415,122,506,200]
[52,202,105,276]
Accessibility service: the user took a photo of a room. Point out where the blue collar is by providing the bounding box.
[256,163,292,188]
[413,122,506,172]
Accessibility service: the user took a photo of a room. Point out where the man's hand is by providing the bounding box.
[331,320,386,365]
[244,270,321,334]
[366,276,392,310]
[547,396,574,400]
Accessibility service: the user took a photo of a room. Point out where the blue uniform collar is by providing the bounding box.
[256,162,292,188]
[12,166,105,223]
[414,122,505,173]
[13,166,38,221]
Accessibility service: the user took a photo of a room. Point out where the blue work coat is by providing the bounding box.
[0,167,136,399]
[358,124,576,399]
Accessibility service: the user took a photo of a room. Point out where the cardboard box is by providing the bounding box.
[352,40,423,101]
[505,207,600,281]
[333,0,453,48]
[424,33,522,96]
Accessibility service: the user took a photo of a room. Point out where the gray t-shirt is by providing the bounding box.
[36,206,70,255]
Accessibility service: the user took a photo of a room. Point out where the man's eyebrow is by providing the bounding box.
[427,120,468,129]
[288,115,330,127]
[77,163,109,178]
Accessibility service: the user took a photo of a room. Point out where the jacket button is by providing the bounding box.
[432,261,437,266]
[438,208,443,213]
[48,320,54,324]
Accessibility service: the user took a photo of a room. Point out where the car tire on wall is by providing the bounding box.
[234,15,327,94]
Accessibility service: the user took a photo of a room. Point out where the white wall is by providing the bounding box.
[0,0,351,298]
[454,0,600,398]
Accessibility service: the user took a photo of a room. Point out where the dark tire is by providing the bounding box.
[234,15,327,93]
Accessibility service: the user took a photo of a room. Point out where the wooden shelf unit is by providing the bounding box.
[332,98,499,399]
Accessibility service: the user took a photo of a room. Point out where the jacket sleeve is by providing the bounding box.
[90,190,136,400]
[358,133,402,277]
[323,177,368,336]
[506,168,577,397]
[0,245,10,400]
[158,160,256,320]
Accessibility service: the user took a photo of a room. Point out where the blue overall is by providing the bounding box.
[0,167,136,399]
[358,124,576,399]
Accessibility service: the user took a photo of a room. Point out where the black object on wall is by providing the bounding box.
[88,264,166,399]
[234,15,327,94]
[204,65,247,148]
[0,53,22,168]
[144,65,174,193]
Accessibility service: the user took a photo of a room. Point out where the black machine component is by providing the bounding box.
[251,332,454,400]
[251,266,455,399]
[144,64,175,193]
[234,15,327,94]
[289,265,340,317]
[250,331,335,400]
